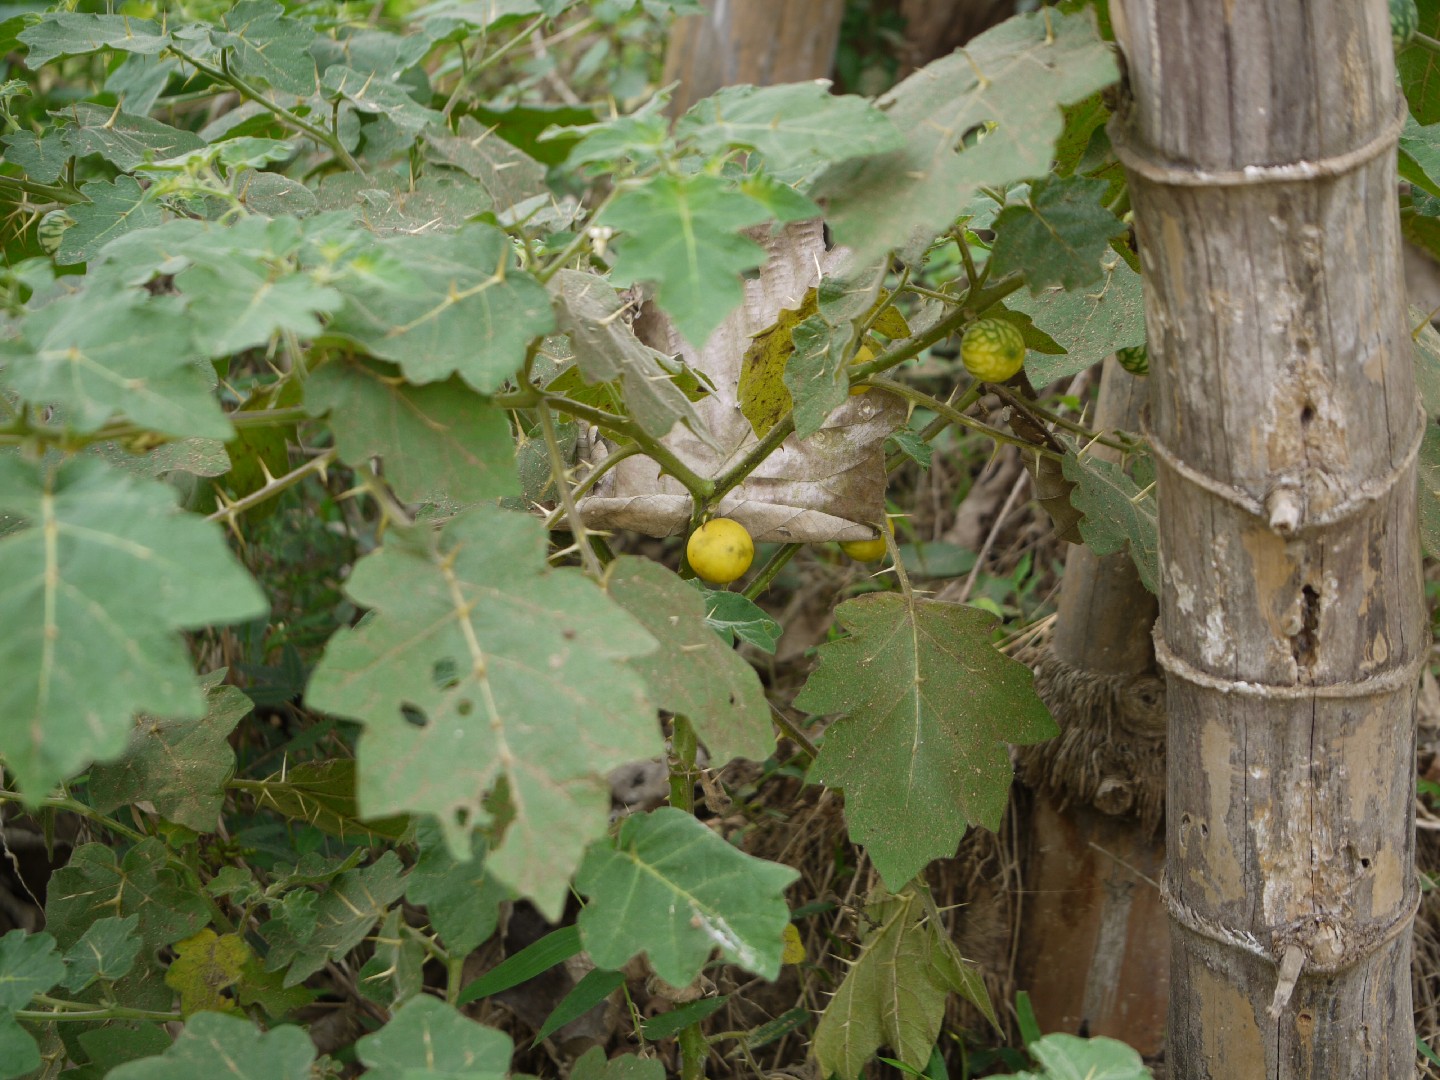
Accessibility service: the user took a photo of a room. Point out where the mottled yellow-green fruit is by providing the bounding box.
[686,518,754,584]
[960,318,1026,383]
[840,518,891,562]
[1116,342,1149,376]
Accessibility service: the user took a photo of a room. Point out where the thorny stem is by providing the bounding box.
[741,542,801,600]
[207,448,337,526]
[542,443,640,530]
[0,406,312,448]
[668,715,699,814]
[18,1000,183,1024]
[535,184,622,283]
[169,46,366,175]
[866,377,1063,461]
[442,15,551,118]
[0,172,84,205]
[495,388,715,502]
[539,402,603,579]
[885,384,984,471]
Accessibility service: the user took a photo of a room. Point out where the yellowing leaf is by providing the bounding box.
[781,923,806,966]
[737,288,817,438]
[166,929,250,1015]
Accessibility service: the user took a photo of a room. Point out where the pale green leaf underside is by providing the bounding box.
[814,9,1119,264]
[577,807,798,986]
[0,457,266,798]
[604,557,773,765]
[106,1011,316,1080]
[356,995,513,1080]
[307,356,520,505]
[306,505,660,919]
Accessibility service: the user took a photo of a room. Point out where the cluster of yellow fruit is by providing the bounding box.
[685,517,890,585]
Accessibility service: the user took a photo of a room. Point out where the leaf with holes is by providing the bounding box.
[576,807,798,986]
[812,9,1118,264]
[0,458,265,798]
[796,594,1056,887]
[677,81,901,172]
[306,505,659,918]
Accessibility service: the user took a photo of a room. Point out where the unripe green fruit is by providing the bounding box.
[961,318,1026,383]
[1393,0,1419,47]
[1116,343,1149,376]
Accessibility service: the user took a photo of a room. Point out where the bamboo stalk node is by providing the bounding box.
[1163,873,1421,978]
[1152,631,1428,698]
[1108,97,1406,188]
[1140,401,1425,537]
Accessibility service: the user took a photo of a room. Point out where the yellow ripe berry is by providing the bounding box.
[686,518,755,584]
[960,318,1026,383]
[840,518,891,562]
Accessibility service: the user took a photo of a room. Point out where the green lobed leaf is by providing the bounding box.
[61,915,143,992]
[56,176,165,267]
[576,806,799,986]
[263,851,408,987]
[106,1012,316,1080]
[814,886,996,1080]
[306,505,660,918]
[322,65,442,132]
[570,1047,666,1080]
[604,557,773,765]
[321,224,554,393]
[600,173,770,349]
[308,356,520,504]
[405,821,511,957]
[991,1032,1151,1080]
[45,840,210,952]
[356,994,513,1080]
[796,594,1056,887]
[550,269,711,441]
[813,9,1119,264]
[2,129,70,183]
[61,103,207,173]
[1400,112,1440,197]
[315,170,493,232]
[0,929,65,1010]
[213,1,318,96]
[700,588,781,654]
[424,116,550,208]
[990,175,1127,292]
[677,82,902,172]
[1009,251,1145,387]
[0,1012,39,1080]
[247,759,410,842]
[74,1025,173,1078]
[20,13,169,66]
[0,458,265,798]
[165,928,250,1015]
[1062,450,1159,593]
[1420,426,1440,558]
[358,908,426,1007]
[0,284,228,437]
[88,681,252,833]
